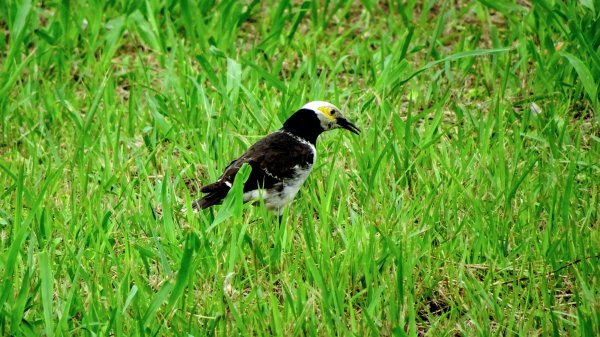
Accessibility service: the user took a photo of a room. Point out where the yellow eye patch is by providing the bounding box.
[317,106,337,121]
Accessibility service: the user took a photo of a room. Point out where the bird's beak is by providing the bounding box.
[336,117,361,135]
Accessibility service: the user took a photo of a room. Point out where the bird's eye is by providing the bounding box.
[331,109,336,116]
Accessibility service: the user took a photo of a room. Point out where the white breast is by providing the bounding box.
[243,145,316,214]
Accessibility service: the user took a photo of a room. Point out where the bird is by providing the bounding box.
[186,101,360,216]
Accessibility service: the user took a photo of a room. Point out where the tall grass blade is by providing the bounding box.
[39,252,54,337]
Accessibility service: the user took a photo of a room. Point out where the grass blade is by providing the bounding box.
[39,252,54,337]
[561,51,598,107]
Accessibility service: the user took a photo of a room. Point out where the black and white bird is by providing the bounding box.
[186,101,360,215]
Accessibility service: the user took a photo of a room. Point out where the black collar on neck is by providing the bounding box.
[281,108,324,145]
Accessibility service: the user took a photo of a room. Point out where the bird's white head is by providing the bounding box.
[301,101,360,134]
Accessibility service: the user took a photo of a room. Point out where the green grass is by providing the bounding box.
[1,0,599,336]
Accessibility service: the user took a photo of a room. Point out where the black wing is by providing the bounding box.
[190,132,314,210]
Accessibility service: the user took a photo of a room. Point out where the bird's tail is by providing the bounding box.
[184,181,230,212]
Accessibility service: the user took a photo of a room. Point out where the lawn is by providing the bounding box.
[1,0,599,336]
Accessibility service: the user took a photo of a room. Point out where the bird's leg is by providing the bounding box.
[277,208,284,226]
[249,235,259,270]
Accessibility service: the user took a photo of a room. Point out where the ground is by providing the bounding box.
[0,0,599,336]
